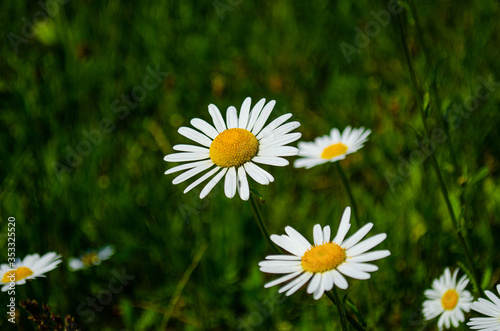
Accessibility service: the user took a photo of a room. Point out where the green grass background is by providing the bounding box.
[1,0,500,330]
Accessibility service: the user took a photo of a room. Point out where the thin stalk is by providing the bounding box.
[396,6,482,295]
[325,291,366,331]
[249,192,281,254]
[335,162,360,228]
[332,288,349,331]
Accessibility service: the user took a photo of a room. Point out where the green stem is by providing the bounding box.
[332,288,349,331]
[249,191,282,254]
[325,291,365,331]
[335,162,360,228]
[396,5,482,295]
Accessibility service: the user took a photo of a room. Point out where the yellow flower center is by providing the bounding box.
[301,243,347,273]
[81,252,100,267]
[321,143,348,159]
[2,267,33,283]
[209,128,259,168]
[441,289,459,310]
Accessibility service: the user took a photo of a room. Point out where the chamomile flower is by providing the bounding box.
[164,97,301,200]
[467,284,500,330]
[68,245,115,271]
[422,268,473,330]
[0,252,62,292]
[294,126,371,169]
[258,207,390,300]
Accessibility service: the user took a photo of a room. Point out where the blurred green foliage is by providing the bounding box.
[1,0,500,330]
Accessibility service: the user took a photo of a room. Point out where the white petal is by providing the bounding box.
[224,167,237,198]
[264,270,302,288]
[348,250,391,263]
[332,270,349,289]
[337,264,371,280]
[260,265,303,274]
[249,163,275,183]
[178,127,213,147]
[165,160,212,175]
[341,223,374,250]
[246,98,266,132]
[313,224,323,245]
[200,168,227,199]
[323,226,331,243]
[313,274,325,300]
[284,226,313,251]
[226,106,238,129]
[258,146,299,157]
[256,113,293,140]
[183,167,220,193]
[208,104,227,133]
[252,100,276,135]
[307,273,321,294]
[238,97,251,129]
[333,207,352,244]
[173,144,210,153]
[260,132,302,148]
[265,255,301,261]
[190,118,219,139]
[172,162,213,184]
[271,235,307,257]
[347,234,387,257]
[237,167,250,200]
[243,162,269,185]
[259,121,301,142]
[164,152,210,162]
[285,272,313,296]
[252,156,289,167]
[323,271,334,291]
[293,158,328,169]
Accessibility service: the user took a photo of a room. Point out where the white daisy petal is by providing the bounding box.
[333,207,351,244]
[237,167,250,201]
[208,104,227,133]
[165,160,212,175]
[256,114,293,140]
[313,224,323,245]
[248,163,275,183]
[238,97,251,129]
[284,226,313,251]
[224,167,237,199]
[348,250,391,263]
[183,167,220,193]
[243,162,269,185]
[285,272,313,296]
[323,226,331,243]
[265,255,301,261]
[173,144,210,153]
[252,156,289,167]
[332,270,349,289]
[260,132,302,148]
[190,118,219,139]
[246,98,266,132]
[307,273,322,294]
[178,127,213,147]
[341,223,374,250]
[164,152,210,162]
[313,274,325,300]
[346,234,387,257]
[172,162,213,184]
[270,235,306,257]
[252,100,276,135]
[264,270,302,288]
[258,146,299,157]
[259,121,301,142]
[226,106,238,129]
[200,168,228,199]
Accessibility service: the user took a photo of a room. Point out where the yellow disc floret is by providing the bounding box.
[2,267,33,283]
[441,289,459,310]
[301,243,347,273]
[210,128,259,168]
[321,143,348,159]
[81,252,100,267]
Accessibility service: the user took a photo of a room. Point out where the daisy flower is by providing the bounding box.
[0,252,62,292]
[164,97,301,200]
[68,245,115,271]
[467,284,500,330]
[422,268,473,330]
[258,207,390,300]
[294,126,371,169]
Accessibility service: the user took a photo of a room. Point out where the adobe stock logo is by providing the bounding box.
[340,0,403,63]
[76,269,135,323]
